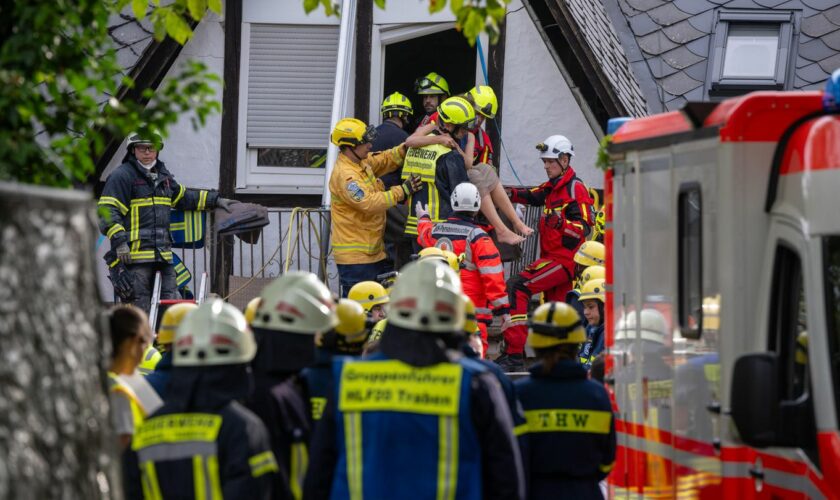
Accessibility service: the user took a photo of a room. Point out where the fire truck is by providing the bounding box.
[602,72,840,498]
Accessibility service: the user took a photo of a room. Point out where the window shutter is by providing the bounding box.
[246,24,339,149]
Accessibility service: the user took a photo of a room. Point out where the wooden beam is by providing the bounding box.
[354,0,373,124]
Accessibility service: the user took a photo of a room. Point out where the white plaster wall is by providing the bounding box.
[499,0,602,189]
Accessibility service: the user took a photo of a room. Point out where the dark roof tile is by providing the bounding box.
[825,5,840,25]
[662,20,705,44]
[776,0,817,17]
[685,35,712,57]
[617,0,644,17]
[661,71,703,95]
[801,14,838,38]
[803,0,840,11]
[628,13,661,36]
[682,60,709,81]
[647,2,692,26]
[817,52,840,73]
[672,0,715,15]
[799,37,836,62]
[625,0,667,13]
[797,62,831,83]
[722,0,761,8]
[661,45,705,69]
[683,86,706,101]
[648,57,681,78]
[822,29,840,51]
[801,82,824,91]
[755,0,792,6]
[708,0,733,5]
[638,30,680,55]
[687,8,716,34]
[665,95,688,111]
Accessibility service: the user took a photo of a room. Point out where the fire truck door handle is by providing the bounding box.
[706,401,721,414]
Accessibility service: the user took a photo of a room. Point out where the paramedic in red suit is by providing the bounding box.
[495,135,594,372]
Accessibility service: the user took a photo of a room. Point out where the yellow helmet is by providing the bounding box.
[138,345,162,375]
[317,299,369,353]
[437,97,478,129]
[368,319,387,344]
[415,72,450,96]
[580,265,605,285]
[348,281,389,313]
[462,294,479,336]
[467,85,498,119]
[244,297,261,325]
[418,247,460,272]
[595,210,606,234]
[588,187,601,210]
[330,117,377,148]
[574,241,605,267]
[528,301,587,349]
[157,302,198,345]
[381,92,413,118]
[578,278,606,303]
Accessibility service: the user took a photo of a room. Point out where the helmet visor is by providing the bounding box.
[362,125,378,144]
[414,77,447,95]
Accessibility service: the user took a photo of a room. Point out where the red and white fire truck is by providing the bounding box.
[603,77,840,498]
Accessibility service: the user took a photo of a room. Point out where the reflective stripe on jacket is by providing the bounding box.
[329,146,406,265]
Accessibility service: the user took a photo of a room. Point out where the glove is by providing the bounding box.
[116,243,131,265]
[415,201,430,220]
[216,197,238,212]
[401,174,423,197]
[109,264,136,302]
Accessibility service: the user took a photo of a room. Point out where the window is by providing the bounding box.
[708,10,795,96]
[824,237,840,425]
[677,186,702,339]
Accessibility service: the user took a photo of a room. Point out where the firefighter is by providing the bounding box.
[137,345,161,375]
[498,135,594,372]
[146,302,197,398]
[578,278,606,368]
[247,271,338,500]
[565,263,605,329]
[98,131,235,313]
[417,246,461,272]
[328,117,423,297]
[515,301,616,499]
[347,280,389,322]
[304,260,525,500]
[300,299,369,438]
[414,71,450,129]
[416,182,512,354]
[401,96,475,245]
[375,92,413,189]
[124,299,278,500]
[591,210,606,243]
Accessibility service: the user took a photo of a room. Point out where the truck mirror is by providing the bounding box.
[730,353,780,447]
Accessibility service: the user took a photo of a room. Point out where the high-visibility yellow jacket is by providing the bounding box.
[330,145,407,265]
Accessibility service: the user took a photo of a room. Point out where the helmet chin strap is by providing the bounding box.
[349,146,364,163]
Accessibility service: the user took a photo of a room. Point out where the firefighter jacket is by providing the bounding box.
[515,359,616,499]
[124,365,278,500]
[416,214,510,317]
[300,349,335,432]
[304,323,525,500]
[329,146,407,265]
[509,167,594,263]
[402,134,470,236]
[580,323,605,367]
[98,158,219,266]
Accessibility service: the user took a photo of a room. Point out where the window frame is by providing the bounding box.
[707,10,796,97]
[823,236,840,428]
[677,183,703,340]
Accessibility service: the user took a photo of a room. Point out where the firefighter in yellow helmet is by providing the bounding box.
[565,264,606,330]
[515,301,616,498]
[375,92,414,191]
[348,280,389,322]
[125,299,279,499]
[329,117,422,297]
[414,71,450,128]
[137,344,161,375]
[147,301,197,398]
[417,246,461,272]
[305,259,525,499]
[578,278,606,367]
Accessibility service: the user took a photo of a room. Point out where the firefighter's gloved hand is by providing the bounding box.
[216,197,237,213]
[545,212,564,229]
[415,201,430,219]
[116,243,131,265]
[109,264,135,302]
[500,313,513,332]
[401,174,423,197]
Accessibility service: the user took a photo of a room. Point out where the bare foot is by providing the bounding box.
[515,223,534,237]
[497,229,525,245]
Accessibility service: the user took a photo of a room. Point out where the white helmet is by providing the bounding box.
[450,182,481,212]
[173,299,257,367]
[614,309,667,344]
[387,260,464,333]
[537,135,574,159]
[252,271,338,335]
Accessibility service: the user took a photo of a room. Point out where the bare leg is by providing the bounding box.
[481,194,525,245]
[490,183,534,237]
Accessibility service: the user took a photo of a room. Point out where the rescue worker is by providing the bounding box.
[498,135,594,372]
[591,210,606,243]
[416,182,512,354]
[565,263,605,321]
[417,246,461,272]
[98,131,235,313]
[107,305,163,452]
[401,96,475,245]
[515,301,616,499]
[347,280,389,322]
[304,260,525,500]
[137,345,161,375]
[578,278,606,368]
[301,299,369,438]
[247,271,338,500]
[146,302,197,398]
[328,117,423,297]
[414,71,450,129]
[124,299,279,500]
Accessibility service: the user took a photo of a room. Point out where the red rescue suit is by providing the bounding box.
[504,167,593,354]
[417,214,510,352]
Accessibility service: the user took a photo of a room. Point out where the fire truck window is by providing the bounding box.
[824,237,840,423]
[678,187,702,339]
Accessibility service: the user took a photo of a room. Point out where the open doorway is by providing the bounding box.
[382,28,477,123]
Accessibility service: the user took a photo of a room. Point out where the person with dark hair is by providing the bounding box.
[578,278,606,369]
[515,302,616,499]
